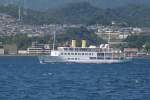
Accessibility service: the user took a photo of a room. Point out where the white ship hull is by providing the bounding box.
[39,55,131,64]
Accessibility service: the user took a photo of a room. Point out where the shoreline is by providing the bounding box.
[0,55,38,57]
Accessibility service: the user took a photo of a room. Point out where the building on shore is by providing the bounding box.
[18,50,28,55]
[27,42,51,55]
[124,48,139,57]
[0,44,4,55]
[4,44,18,55]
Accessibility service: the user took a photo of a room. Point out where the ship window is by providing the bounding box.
[71,53,74,55]
[75,53,77,55]
[79,48,82,51]
[82,53,84,55]
[75,48,78,51]
[64,53,67,55]
[64,48,68,51]
[88,49,91,52]
[75,58,77,60]
[61,53,63,55]
[85,53,88,55]
[78,53,81,55]
[82,48,85,51]
[97,57,104,59]
[89,53,91,55]
[69,48,73,51]
[90,57,96,60]
[68,53,70,55]
[97,53,104,56]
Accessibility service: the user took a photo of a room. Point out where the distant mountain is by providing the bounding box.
[0,0,150,10]
[46,2,103,24]
[1,2,150,27]
[27,2,150,26]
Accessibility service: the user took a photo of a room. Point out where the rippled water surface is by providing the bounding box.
[0,56,150,100]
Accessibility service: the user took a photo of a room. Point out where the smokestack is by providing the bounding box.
[71,40,76,48]
[82,40,86,48]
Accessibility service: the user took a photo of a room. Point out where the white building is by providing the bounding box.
[27,42,51,55]
[0,48,4,55]
[18,50,28,55]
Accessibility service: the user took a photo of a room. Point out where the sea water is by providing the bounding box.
[0,56,150,100]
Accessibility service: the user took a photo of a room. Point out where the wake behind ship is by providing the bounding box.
[38,40,131,64]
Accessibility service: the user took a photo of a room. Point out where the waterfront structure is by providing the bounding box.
[124,48,139,57]
[27,48,50,55]
[0,42,4,55]
[4,44,18,55]
[18,50,28,55]
[0,49,4,55]
[123,48,148,58]
[27,42,50,55]
[0,45,4,55]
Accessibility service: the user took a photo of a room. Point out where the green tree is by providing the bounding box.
[143,42,150,52]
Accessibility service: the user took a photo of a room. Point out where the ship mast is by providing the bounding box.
[108,30,111,45]
[18,5,21,21]
[52,31,56,51]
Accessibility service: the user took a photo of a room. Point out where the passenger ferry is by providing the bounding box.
[39,40,131,64]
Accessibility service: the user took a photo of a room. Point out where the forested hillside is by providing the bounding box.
[1,3,150,27]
